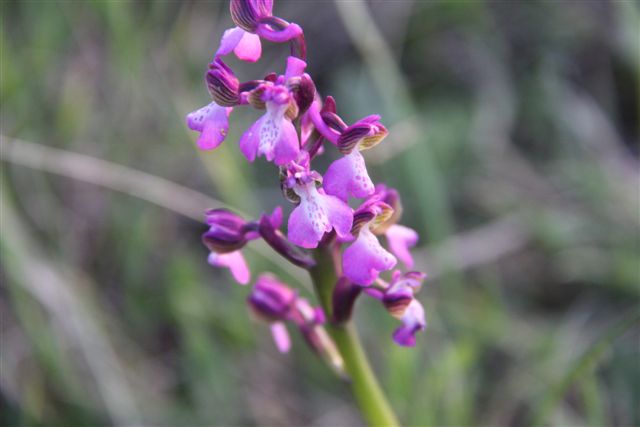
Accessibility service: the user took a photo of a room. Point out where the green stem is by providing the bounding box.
[310,247,400,427]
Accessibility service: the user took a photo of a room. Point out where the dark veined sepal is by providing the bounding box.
[337,115,389,154]
[370,185,402,234]
[248,84,268,110]
[230,0,273,32]
[359,123,388,150]
[206,59,240,107]
[350,200,394,237]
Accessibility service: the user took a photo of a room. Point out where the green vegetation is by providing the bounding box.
[2,1,638,425]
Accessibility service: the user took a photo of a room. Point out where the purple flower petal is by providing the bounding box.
[207,251,250,285]
[234,31,262,62]
[321,189,354,241]
[287,183,353,248]
[239,115,264,162]
[271,117,300,165]
[186,102,231,150]
[241,102,300,165]
[217,27,245,57]
[202,208,248,253]
[392,299,426,347]
[285,56,307,80]
[248,274,297,320]
[323,150,375,202]
[217,27,262,62]
[343,226,396,285]
[386,224,419,269]
[270,322,291,353]
[308,100,340,145]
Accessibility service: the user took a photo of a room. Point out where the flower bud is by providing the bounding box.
[288,73,315,115]
[230,0,273,32]
[247,274,297,322]
[206,59,240,107]
[202,209,248,253]
[337,115,388,154]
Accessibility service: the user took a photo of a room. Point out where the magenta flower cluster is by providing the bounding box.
[188,0,427,357]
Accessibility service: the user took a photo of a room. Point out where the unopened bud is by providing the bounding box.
[206,59,240,106]
[247,274,297,322]
[202,209,248,253]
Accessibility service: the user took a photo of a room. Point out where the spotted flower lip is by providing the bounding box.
[186,102,232,151]
[188,0,429,360]
[342,199,397,286]
[239,84,300,165]
[343,224,396,286]
[323,149,375,202]
[287,181,353,248]
[283,159,353,248]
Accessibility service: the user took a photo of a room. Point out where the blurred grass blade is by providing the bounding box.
[0,136,310,286]
[530,310,640,427]
[1,179,143,426]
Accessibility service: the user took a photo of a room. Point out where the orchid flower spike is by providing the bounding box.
[187,0,430,366]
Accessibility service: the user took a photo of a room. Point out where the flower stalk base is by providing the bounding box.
[310,248,400,427]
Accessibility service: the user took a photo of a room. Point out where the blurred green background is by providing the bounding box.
[1,1,639,426]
